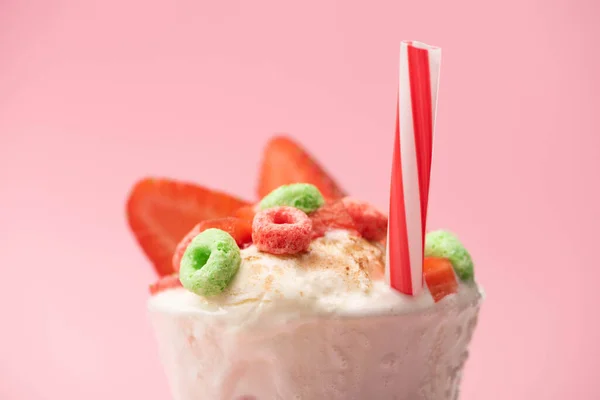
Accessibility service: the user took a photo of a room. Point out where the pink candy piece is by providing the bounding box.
[252,206,312,255]
[310,200,359,239]
[341,197,388,241]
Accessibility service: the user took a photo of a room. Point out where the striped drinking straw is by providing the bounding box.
[385,41,441,295]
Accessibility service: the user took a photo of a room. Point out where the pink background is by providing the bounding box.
[1,0,598,399]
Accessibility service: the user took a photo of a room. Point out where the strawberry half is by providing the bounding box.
[126,177,249,276]
[257,136,346,200]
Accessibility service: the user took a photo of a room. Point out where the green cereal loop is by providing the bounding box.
[179,228,241,297]
[425,230,474,281]
[259,183,325,213]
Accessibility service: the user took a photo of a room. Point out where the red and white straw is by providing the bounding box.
[386,41,441,295]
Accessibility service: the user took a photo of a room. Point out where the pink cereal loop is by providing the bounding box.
[252,206,312,255]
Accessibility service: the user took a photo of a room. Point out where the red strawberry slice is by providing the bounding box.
[199,217,253,247]
[257,136,346,200]
[171,217,253,272]
[310,200,359,239]
[149,274,182,295]
[424,257,459,302]
[171,223,203,273]
[127,178,249,276]
[233,205,257,223]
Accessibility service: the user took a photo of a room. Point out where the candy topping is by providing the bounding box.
[425,230,474,281]
[252,206,312,255]
[310,200,359,238]
[259,183,325,214]
[179,228,242,296]
[423,257,458,302]
[341,197,388,241]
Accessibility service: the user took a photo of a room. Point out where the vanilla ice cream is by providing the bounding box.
[149,230,483,400]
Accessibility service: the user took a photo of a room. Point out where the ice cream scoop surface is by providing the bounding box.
[150,230,482,326]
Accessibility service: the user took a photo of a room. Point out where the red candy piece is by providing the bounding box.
[341,197,388,241]
[310,200,359,239]
[172,217,253,271]
[149,274,182,295]
[252,206,312,255]
[424,257,458,302]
